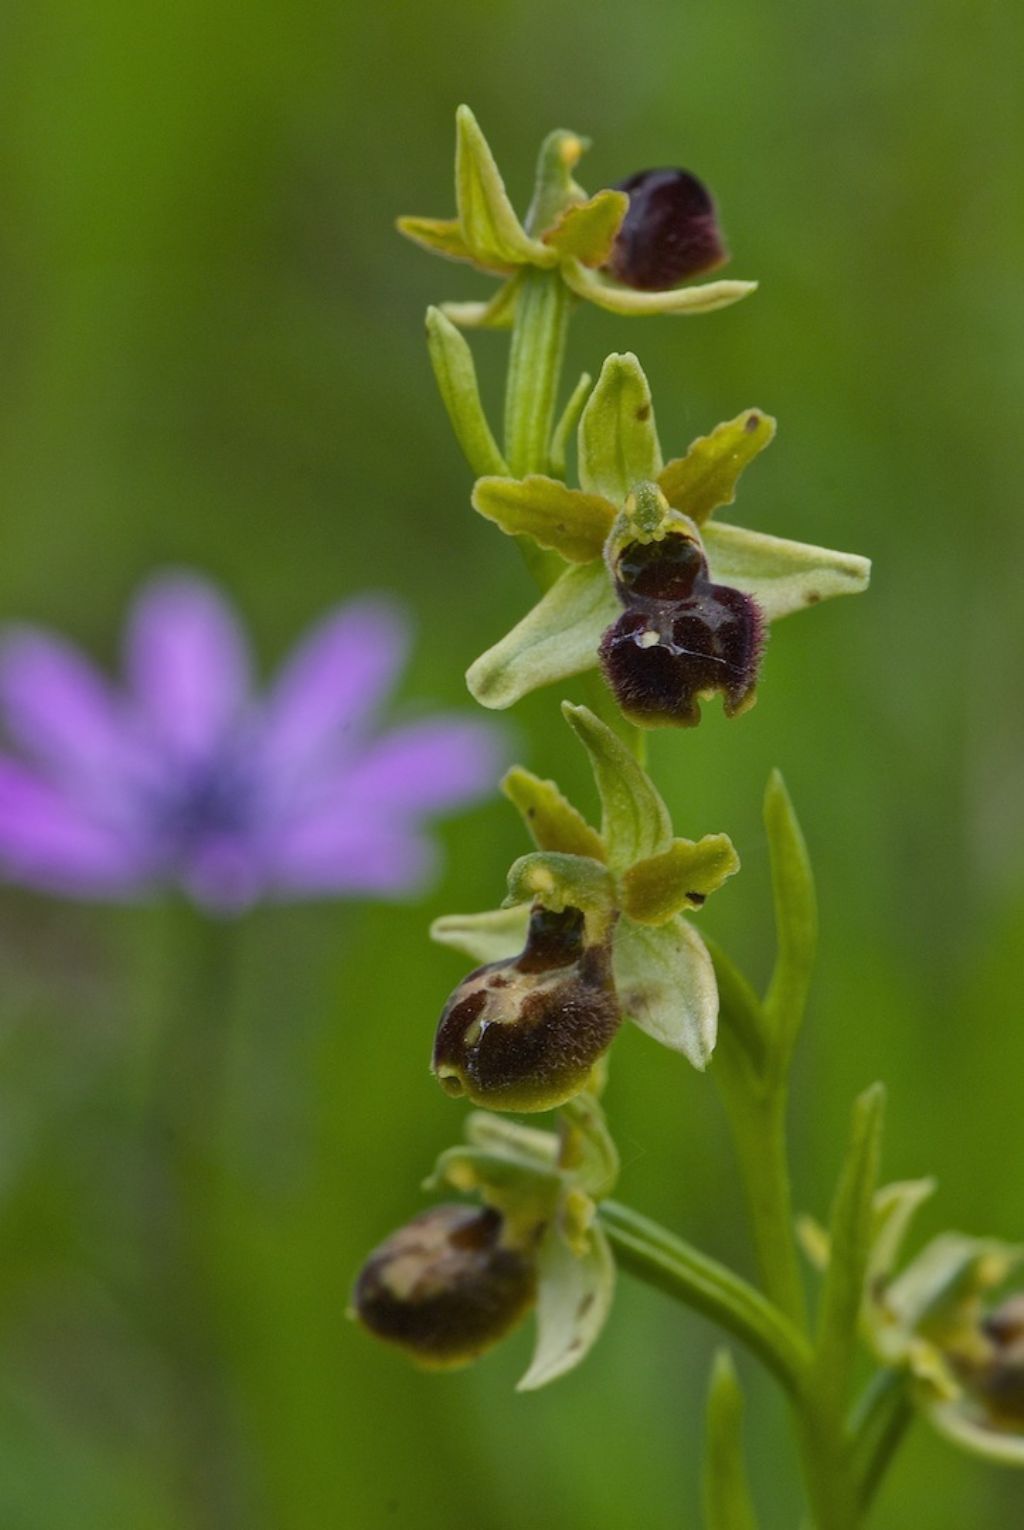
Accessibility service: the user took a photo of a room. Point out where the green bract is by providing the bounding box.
[431,703,739,1079]
[466,352,871,715]
[398,106,756,330]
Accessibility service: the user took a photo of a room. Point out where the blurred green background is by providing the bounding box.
[0,1,1022,1525]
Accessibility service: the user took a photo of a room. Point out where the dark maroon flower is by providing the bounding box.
[605,169,727,292]
[432,904,620,1112]
[352,1204,537,1369]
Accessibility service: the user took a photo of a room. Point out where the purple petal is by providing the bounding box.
[125,573,250,762]
[180,837,268,915]
[0,628,153,799]
[268,815,435,898]
[338,716,504,817]
[258,598,409,783]
[0,757,151,897]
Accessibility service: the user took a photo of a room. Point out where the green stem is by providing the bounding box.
[503,267,570,479]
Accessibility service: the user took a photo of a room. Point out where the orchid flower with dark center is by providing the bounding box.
[0,574,504,910]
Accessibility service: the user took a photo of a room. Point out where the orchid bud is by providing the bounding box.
[352,1204,537,1369]
[432,904,619,1113]
[605,168,727,291]
[600,530,764,727]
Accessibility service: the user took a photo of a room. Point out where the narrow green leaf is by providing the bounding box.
[703,1352,760,1530]
[466,562,616,709]
[813,1084,886,1409]
[426,307,509,478]
[620,835,740,925]
[613,915,718,1068]
[471,475,615,562]
[762,770,817,1067]
[577,351,662,503]
[501,766,606,860]
[542,189,629,266]
[561,702,672,870]
[505,851,614,913]
[658,410,776,526]
[549,371,592,481]
[517,1221,616,1391]
[703,521,871,622]
[455,105,555,270]
[430,905,530,964]
[563,258,758,315]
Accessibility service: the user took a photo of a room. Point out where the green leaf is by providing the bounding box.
[549,371,593,481]
[542,189,629,266]
[501,766,606,860]
[620,835,740,925]
[702,521,871,622]
[471,475,615,562]
[396,215,489,268]
[812,1084,886,1409]
[577,351,662,503]
[658,410,776,526]
[441,275,520,330]
[558,1093,620,1198]
[455,105,555,270]
[562,259,758,315]
[466,561,616,709]
[517,1220,616,1391]
[561,702,672,871]
[505,851,615,914]
[425,307,509,478]
[430,905,530,964]
[612,914,718,1068]
[762,770,817,1068]
[703,1352,760,1530]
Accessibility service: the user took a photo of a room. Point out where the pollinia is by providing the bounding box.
[353,109,1023,1525]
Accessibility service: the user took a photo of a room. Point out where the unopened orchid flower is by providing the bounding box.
[0,574,504,911]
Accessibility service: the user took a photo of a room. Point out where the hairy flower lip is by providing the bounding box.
[605,167,728,292]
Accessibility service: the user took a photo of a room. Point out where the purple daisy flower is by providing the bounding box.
[0,574,504,912]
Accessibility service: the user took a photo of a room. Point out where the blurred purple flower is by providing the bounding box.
[0,574,505,911]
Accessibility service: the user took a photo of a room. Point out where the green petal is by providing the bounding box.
[612,914,717,1068]
[430,905,530,964]
[472,475,615,562]
[542,189,629,266]
[440,276,520,330]
[505,851,615,914]
[703,521,871,621]
[466,561,616,709]
[577,352,662,503]
[501,766,606,860]
[869,1178,938,1288]
[561,702,672,871]
[455,105,556,271]
[658,410,776,526]
[517,1219,615,1391]
[396,214,509,274]
[426,307,508,478]
[620,835,740,925]
[562,258,758,315]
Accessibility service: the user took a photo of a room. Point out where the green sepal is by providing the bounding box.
[471,474,615,563]
[466,560,618,710]
[811,1084,886,1408]
[558,1092,619,1199]
[430,904,530,964]
[703,1351,760,1530]
[504,851,615,914]
[612,913,718,1068]
[868,1178,938,1289]
[395,215,494,270]
[542,189,629,266]
[501,766,606,861]
[517,1215,615,1391]
[441,275,520,330]
[427,1144,561,1247]
[549,371,593,481]
[658,409,776,526]
[703,521,871,621]
[620,834,740,925]
[561,702,672,871]
[524,127,590,236]
[562,259,758,316]
[762,770,817,1071]
[426,307,508,478]
[455,105,556,271]
[926,1397,1024,1466]
[464,1111,559,1170]
[577,352,662,503]
[883,1233,1024,1345]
